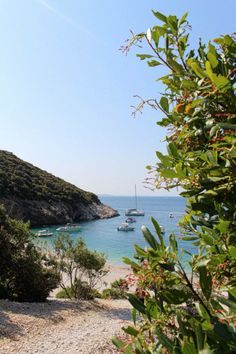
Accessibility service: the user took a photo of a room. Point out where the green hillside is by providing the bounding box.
[0,151,98,205]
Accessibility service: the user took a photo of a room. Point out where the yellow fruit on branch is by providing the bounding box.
[185,104,194,115]
[175,103,186,113]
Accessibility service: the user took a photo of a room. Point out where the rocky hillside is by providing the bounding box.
[0,151,118,226]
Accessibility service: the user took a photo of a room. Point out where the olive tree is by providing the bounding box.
[53,234,107,299]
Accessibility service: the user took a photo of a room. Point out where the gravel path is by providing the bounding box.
[0,299,132,354]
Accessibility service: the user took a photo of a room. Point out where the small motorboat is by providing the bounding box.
[169,213,174,218]
[117,222,135,231]
[125,217,136,223]
[36,229,53,237]
[56,223,81,232]
[125,209,145,216]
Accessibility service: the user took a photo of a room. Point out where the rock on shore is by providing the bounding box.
[1,197,119,226]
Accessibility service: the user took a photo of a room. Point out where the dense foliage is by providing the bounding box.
[114,11,236,353]
[102,278,128,299]
[0,150,97,204]
[53,234,107,300]
[0,205,59,302]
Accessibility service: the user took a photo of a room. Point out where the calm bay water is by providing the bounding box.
[32,196,196,265]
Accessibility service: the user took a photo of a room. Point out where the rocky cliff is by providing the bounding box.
[0,151,118,226]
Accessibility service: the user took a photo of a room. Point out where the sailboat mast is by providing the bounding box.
[135,184,137,209]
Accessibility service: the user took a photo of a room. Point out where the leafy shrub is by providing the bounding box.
[102,278,128,299]
[114,10,236,354]
[56,284,101,300]
[53,234,107,300]
[0,205,59,302]
[56,287,74,299]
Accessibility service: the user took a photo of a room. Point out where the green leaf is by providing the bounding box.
[207,43,218,68]
[167,56,184,73]
[159,96,169,112]
[179,12,188,26]
[187,58,206,78]
[122,257,141,271]
[152,11,167,23]
[136,54,154,60]
[182,338,197,354]
[167,142,180,159]
[213,320,236,342]
[122,325,139,337]
[169,234,178,253]
[134,244,148,257]
[159,262,175,271]
[209,124,219,138]
[195,303,210,321]
[182,236,199,241]
[155,151,172,167]
[229,288,236,300]
[151,217,164,248]
[207,53,218,69]
[167,15,178,34]
[156,329,174,351]
[193,323,205,351]
[128,294,146,314]
[161,288,191,304]
[147,60,162,67]
[198,265,212,300]
[205,61,231,92]
[181,79,196,90]
[217,295,236,312]
[152,25,167,38]
[160,169,178,178]
[201,233,214,246]
[132,308,137,325]
[229,246,236,259]
[112,337,125,349]
[146,298,159,319]
[141,225,160,250]
[215,220,230,233]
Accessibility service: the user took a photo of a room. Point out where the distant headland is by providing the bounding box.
[0,151,119,226]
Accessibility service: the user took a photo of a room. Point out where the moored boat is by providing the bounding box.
[125,217,136,223]
[125,185,145,216]
[36,229,53,237]
[56,223,81,232]
[125,209,145,216]
[117,222,135,231]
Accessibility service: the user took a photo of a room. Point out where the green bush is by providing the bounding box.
[0,205,59,302]
[102,278,128,299]
[53,234,107,300]
[56,284,101,300]
[114,10,236,354]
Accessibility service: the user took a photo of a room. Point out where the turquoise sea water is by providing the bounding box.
[32,196,196,265]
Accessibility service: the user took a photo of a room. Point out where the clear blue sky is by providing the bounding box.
[0,0,235,196]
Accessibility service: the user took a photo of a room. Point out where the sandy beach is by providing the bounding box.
[0,263,133,354]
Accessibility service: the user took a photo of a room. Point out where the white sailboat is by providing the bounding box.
[125,185,145,216]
